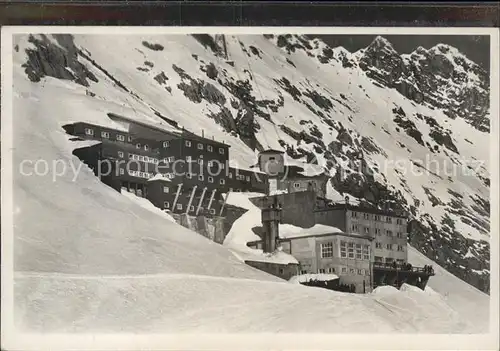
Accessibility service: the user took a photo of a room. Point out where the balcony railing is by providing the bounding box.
[373,261,435,275]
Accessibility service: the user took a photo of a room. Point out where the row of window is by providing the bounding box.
[375,257,405,265]
[351,211,405,224]
[185,173,226,184]
[125,152,159,164]
[375,243,405,251]
[126,170,154,179]
[84,128,226,155]
[163,201,217,214]
[168,140,225,155]
[351,225,404,238]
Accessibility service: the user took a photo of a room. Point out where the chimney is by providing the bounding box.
[202,129,204,138]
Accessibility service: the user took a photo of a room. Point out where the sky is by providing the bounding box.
[315,35,490,72]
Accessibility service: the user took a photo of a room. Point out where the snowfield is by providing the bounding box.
[2,31,494,343]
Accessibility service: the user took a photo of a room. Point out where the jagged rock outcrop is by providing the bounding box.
[358,37,490,132]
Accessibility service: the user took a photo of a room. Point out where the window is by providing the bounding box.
[208,176,214,183]
[386,230,393,237]
[186,156,192,162]
[144,144,149,151]
[350,268,355,274]
[84,128,94,136]
[168,156,175,162]
[116,134,125,141]
[128,136,133,142]
[386,243,393,250]
[320,242,333,258]
[229,172,233,179]
[300,270,308,275]
[385,257,394,264]
[139,156,144,162]
[163,186,169,193]
[397,245,404,252]
[163,141,170,148]
[363,213,370,219]
[319,268,325,274]
[351,211,358,218]
[119,168,124,175]
[364,227,370,234]
[101,131,110,138]
[351,224,358,232]
[220,179,225,185]
[197,143,203,150]
[363,245,370,260]
[186,173,192,179]
[397,232,403,238]
[164,202,170,209]
[386,217,392,223]
[348,243,354,259]
[328,267,335,273]
[128,154,133,159]
[246,176,250,182]
[190,205,195,212]
[340,241,347,258]
[207,145,213,152]
[374,215,381,221]
[198,175,204,181]
[219,147,225,154]
[357,269,363,275]
[376,242,382,249]
[294,182,301,189]
[136,143,141,149]
[355,244,362,259]
[375,228,381,235]
[279,268,284,275]
[118,151,124,158]
[185,140,192,147]
[342,267,347,273]
[176,204,183,210]
[210,209,216,215]
[374,256,383,262]
[397,218,404,225]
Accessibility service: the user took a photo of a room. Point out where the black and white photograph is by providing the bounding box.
[1,26,498,350]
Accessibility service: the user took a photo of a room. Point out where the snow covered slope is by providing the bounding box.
[6,32,491,335]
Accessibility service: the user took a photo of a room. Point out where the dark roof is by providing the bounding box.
[315,202,408,219]
[259,149,285,155]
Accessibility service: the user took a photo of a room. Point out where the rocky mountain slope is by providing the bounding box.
[16,33,491,292]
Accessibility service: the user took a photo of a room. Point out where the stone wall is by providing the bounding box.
[245,260,299,280]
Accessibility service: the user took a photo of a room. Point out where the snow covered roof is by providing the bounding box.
[279,224,343,239]
[235,248,299,265]
[289,273,339,284]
